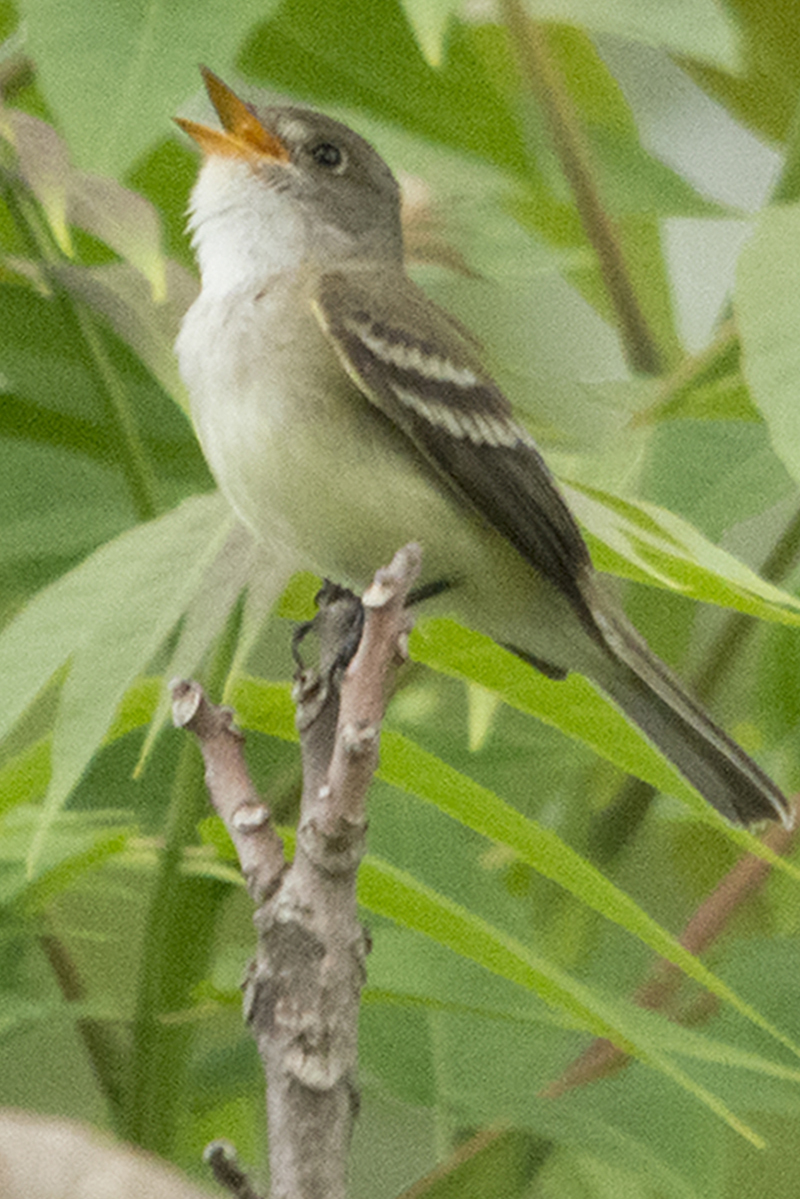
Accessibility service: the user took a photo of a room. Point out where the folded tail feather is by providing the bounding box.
[588,605,792,828]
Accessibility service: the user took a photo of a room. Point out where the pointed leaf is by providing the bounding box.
[358,857,764,1144]
[737,202,800,489]
[0,494,235,869]
[376,731,800,1060]
[53,261,197,410]
[230,674,800,1052]
[522,0,740,70]
[564,483,800,624]
[33,495,236,866]
[410,619,702,803]
[22,0,282,175]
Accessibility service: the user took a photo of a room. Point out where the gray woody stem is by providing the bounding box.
[172,543,422,1199]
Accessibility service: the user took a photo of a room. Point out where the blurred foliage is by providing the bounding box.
[2,1,800,1197]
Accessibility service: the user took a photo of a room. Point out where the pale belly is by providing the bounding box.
[177,283,603,676]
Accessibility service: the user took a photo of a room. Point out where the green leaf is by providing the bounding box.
[368,930,800,1086]
[0,503,133,568]
[0,806,133,906]
[646,374,760,425]
[588,126,727,218]
[400,0,458,66]
[613,214,682,368]
[104,677,162,743]
[230,671,799,1060]
[0,997,113,1042]
[408,619,800,886]
[227,677,296,741]
[0,494,221,740]
[0,494,247,870]
[358,856,766,1144]
[3,108,72,250]
[0,739,51,815]
[410,620,697,801]
[684,0,800,141]
[759,622,800,741]
[0,282,207,506]
[53,261,197,410]
[737,202,800,489]
[376,729,800,1056]
[547,22,637,135]
[240,0,531,177]
[521,0,741,70]
[136,524,292,771]
[564,483,800,625]
[6,108,169,295]
[17,0,281,175]
[0,283,109,429]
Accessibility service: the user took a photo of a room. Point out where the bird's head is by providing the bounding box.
[176,68,404,285]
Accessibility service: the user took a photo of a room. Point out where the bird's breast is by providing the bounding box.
[176,275,604,676]
[177,278,455,584]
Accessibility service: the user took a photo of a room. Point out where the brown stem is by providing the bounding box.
[39,932,125,1118]
[544,798,800,1097]
[502,0,664,376]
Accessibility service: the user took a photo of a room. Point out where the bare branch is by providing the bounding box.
[171,679,286,904]
[305,542,421,831]
[203,1141,264,1199]
[173,544,422,1199]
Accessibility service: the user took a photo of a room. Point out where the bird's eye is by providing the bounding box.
[311,142,344,170]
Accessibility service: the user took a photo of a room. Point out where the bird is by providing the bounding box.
[174,67,791,829]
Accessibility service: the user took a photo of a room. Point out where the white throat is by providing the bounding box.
[187,156,309,296]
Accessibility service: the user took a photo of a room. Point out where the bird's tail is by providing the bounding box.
[587,597,792,828]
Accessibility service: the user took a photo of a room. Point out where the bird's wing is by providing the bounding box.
[312,269,594,623]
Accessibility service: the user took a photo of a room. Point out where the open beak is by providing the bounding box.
[175,66,290,163]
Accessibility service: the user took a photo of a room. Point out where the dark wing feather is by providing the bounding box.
[313,270,595,625]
